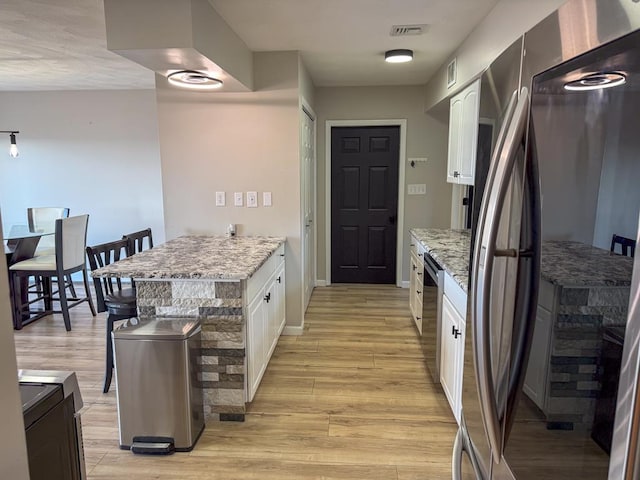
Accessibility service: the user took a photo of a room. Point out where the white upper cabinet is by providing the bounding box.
[447,79,481,185]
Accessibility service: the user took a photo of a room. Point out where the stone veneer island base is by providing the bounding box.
[92,235,286,422]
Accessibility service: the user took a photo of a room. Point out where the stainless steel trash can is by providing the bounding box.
[113,317,204,453]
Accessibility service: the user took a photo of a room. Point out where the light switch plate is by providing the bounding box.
[263,192,272,207]
[234,192,243,207]
[408,184,427,195]
[215,191,226,206]
[247,191,258,208]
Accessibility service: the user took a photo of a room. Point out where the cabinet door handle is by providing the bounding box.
[417,272,422,277]
[264,292,271,303]
[276,276,282,283]
[418,253,423,257]
[452,326,461,339]
[416,290,421,295]
[412,264,417,271]
[453,171,460,178]
[417,317,421,320]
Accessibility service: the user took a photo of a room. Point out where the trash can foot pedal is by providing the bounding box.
[130,436,175,455]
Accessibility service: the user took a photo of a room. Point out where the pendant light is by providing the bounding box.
[1,131,19,157]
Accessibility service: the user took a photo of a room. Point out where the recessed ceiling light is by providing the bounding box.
[167,70,223,90]
[385,49,413,63]
[564,72,626,91]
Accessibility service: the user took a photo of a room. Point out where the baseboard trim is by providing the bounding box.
[283,325,304,336]
[401,281,410,288]
[315,280,327,287]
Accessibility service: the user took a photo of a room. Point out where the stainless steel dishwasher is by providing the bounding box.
[113,317,204,453]
[421,253,444,384]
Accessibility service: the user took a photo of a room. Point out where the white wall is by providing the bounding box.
[424,0,566,111]
[0,90,166,247]
[594,91,640,249]
[314,85,451,283]
[155,51,304,326]
[0,214,30,480]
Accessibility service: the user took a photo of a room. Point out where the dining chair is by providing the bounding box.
[9,214,96,331]
[28,207,70,255]
[611,234,636,257]
[123,228,153,256]
[86,238,138,393]
[28,207,77,300]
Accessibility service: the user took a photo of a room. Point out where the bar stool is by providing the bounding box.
[86,238,138,393]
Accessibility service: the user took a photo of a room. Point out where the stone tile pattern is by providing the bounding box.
[410,228,470,291]
[546,283,630,430]
[137,279,246,421]
[92,235,286,280]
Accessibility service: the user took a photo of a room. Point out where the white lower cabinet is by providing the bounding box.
[440,274,466,424]
[246,245,286,402]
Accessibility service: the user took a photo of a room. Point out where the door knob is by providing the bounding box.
[389,215,396,225]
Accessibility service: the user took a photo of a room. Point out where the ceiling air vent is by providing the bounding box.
[390,24,428,36]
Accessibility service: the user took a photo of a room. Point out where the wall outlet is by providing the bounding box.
[263,192,272,207]
[234,192,243,207]
[408,184,427,195]
[247,191,258,208]
[215,191,226,206]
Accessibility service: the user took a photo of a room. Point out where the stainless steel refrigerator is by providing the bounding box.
[455,1,640,478]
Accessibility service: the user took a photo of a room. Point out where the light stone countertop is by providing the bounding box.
[410,228,634,293]
[541,240,633,287]
[410,228,471,291]
[92,235,286,280]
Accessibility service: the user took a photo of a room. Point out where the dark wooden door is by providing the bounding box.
[331,126,399,284]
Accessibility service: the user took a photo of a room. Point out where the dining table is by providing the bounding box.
[3,225,54,329]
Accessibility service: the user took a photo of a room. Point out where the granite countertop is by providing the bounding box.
[410,228,470,291]
[410,228,634,292]
[92,235,286,280]
[541,240,633,287]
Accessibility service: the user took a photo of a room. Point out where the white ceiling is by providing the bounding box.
[0,0,500,91]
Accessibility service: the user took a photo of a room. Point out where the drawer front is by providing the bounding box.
[409,235,426,258]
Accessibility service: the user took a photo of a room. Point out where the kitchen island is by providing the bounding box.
[93,235,286,421]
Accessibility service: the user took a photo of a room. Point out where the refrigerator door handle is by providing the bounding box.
[472,86,530,465]
[502,117,542,444]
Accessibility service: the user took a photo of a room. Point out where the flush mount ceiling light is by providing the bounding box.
[167,70,223,90]
[564,72,626,91]
[385,49,413,63]
[0,130,19,157]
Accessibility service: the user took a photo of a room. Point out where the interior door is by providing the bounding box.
[302,108,315,309]
[330,126,399,284]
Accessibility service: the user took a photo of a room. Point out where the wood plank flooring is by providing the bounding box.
[14,284,458,479]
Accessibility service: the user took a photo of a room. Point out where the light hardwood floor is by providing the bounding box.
[14,284,458,479]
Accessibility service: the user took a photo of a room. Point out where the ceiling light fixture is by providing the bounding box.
[564,72,626,91]
[0,130,19,157]
[167,70,223,90]
[385,49,413,63]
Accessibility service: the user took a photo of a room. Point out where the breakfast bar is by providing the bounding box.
[93,235,287,421]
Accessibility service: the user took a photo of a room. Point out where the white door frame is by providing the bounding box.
[325,119,407,287]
